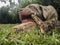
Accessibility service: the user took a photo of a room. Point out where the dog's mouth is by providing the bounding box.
[21,15,33,23]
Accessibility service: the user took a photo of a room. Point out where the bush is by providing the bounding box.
[8,8,20,23]
[0,7,20,23]
[0,7,10,23]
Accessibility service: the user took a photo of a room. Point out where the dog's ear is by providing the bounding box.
[39,5,49,19]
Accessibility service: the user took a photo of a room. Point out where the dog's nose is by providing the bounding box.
[20,9,23,11]
[20,8,24,11]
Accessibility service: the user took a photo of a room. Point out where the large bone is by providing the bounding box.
[31,14,43,26]
[31,14,46,33]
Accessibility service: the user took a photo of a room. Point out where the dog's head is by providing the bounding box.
[19,4,42,23]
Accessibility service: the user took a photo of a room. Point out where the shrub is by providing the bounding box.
[0,7,20,23]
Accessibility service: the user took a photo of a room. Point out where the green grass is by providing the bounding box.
[0,24,60,45]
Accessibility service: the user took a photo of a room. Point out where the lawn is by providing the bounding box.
[0,24,60,45]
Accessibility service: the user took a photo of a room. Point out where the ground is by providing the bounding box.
[0,24,60,45]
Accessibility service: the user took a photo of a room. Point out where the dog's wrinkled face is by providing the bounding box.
[20,8,33,16]
[19,4,41,23]
[19,8,33,23]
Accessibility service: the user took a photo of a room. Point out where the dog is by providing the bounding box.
[14,4,58,33]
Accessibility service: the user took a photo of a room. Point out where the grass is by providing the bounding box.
[0,24,60,45]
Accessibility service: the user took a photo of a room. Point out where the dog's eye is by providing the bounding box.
[29,6,34,9]
[29,6,38,12]
[29,5,32,8]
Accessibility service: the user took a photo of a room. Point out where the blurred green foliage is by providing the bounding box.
[0,7,20,23]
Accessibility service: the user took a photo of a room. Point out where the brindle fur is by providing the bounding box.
[14,4,58,33]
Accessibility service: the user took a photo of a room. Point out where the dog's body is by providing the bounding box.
[14,4,58,33]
